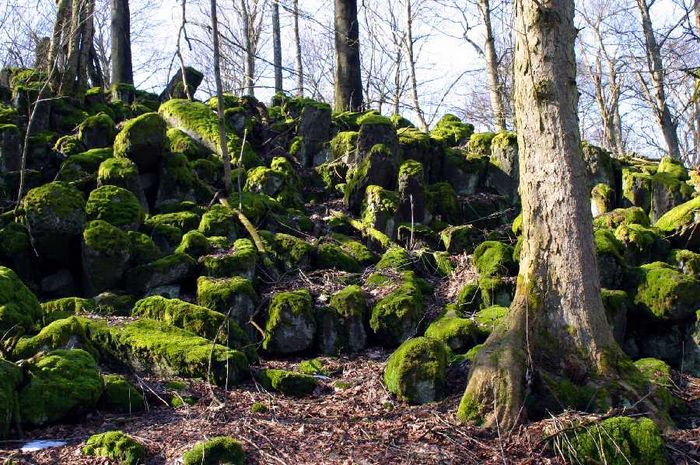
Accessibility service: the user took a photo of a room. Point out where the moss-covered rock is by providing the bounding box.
[255,368,317,397]
[317,285,368,354]
[559,416,667,465]
[96,157,146,209]
[440,224,480,254]
[145,210,201,233]
[474,305,509,334]
[263,289,316,354]
[601,289,630,343]
[424,309,486,352]
[668,248,700,278]
[114,112,168,172]
[376,246,412,271]
[314,241,361,272]
[655,196,700,250]
[479,277,515,308]
[40,297,96,325]
[127,231,162,266]
[182,437,245,465]
[19,181,85,261]
[19,349,103,427]
[201,238,257,280]
[344,144,399,213]
[370,272,426,347]
[384,337,449,404]
[269,232,314,271]
[100,374,145,413]
[633,262,700,322]
[86,318,248,386]
[167,127,210,160]
[174,230,210,258]
[56,148,114,191]
[473,241,516,278]
[77,112,116,150]
[0,266,41,335]
[0,358,21,438]
[126,253,196,295]
[430,114,474,147]
[467,132,496,156]
[330,130,358,162]
[82,220,131,294]
[614,223,669,265]
[595,229,626,289]
[196,276,257,340]
[198,204,238,239]
[155,152,195,209]
[13,316,98,360]
[83,430,146,465]
[85,185,144,231]
[362,185,399,238]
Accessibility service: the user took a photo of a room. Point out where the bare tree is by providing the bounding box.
[211,0,232,194]
[478,0,506,130]
[272,0,282,93]
[334,0,363,111]
[405,0,428,130]
[293,0,304,95]
[111,0,133,88]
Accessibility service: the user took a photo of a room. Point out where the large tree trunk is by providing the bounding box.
[405,0,427,132]
[272,1,282,94]
[293,0,304,96]
[334,0,363,112]
[458,0,660,430]
[478,0,506,131]
[636,0,681,160]
[211,0,232,195]
[111,0,133,87]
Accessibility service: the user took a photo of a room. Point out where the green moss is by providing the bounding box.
[86,185,144,230]
[668,249,700,278]
[126,253,196,294]
[19,349,103,427]
[13,316,98,360]
[440,225,480,254]
[198,205,238,239]
[430,114,474,146]
[263,289,315,353]
[201,239,257,279]
[97,157,140,186]
[175,230,210,258]
[196,276,257,314]
[633,261,700,322]
[657,156,688,180]
[384,337,449,404]
[298,358,330,376]
[329,285,366,319]
[474,305,509,333]
[0,266,42,335]
[376,246,412,271]
[425,182,460,223]
[0,359,21,438]
[634,358,672,387]
[592,183,614,215]
[84,219,130,253]
[591,207,650,230]
[0,222,31,258]
[315,242,361,272]
[559,416,667,465]
[456,392,483,424]
[167,127,209,160]
[40,297,96,325]
[331,233,377,265]
[0,103,19,125]
[655,196,700,245]
[473,241,515,278]
[250,402,268,413]
[56,148,114,186]
[86,318,248,386]
[53,134,82,155]
[98,374,145,416]
[594,228,624,260]
[256,368,317,397]
[357,112,393,126]
[424,312,486,352]
[83,431,146,465]
[467,132,496,156]
[270,233,313,270]
[330,131,358,160]
[144,211,200,232]
[113,112,168,172]
[78,112,116,146]
[19,181,85,232]
[182,437,245,465]
[370,272,425,347]
[127,231,162,265]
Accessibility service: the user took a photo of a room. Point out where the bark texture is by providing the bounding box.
[334,0,364,112]
[111,0,133,86]
[241,0,256,96]
[459,0,657,430]
[405,0,427,132]
[293,0,304,96]
[210,0,232,195]
[272,2,283,94]
[478,0,506,131]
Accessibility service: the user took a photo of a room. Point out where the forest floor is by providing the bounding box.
[2,351,699,465]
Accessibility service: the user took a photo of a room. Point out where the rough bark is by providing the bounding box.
[111,0,133,86]
[635,0,681,160]
[478,0,506,131]
[405,0,428,132]
[272,1,283,94]
[459,0,660,430]
[241,0,255,97]
[210,0,232,195]
[293,0,304,96]
[334,0,364,112]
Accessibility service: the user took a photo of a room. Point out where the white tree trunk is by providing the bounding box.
[478,0,506,131]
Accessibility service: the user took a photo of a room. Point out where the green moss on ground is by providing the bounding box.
[83,430,146,465]
[12,316,98,360]
[370,272,426,347]
[86,185,144,230]
[424,311,486,352]
[40,297,96,325]
[384,337,449,404]
[100,374,145,413]
[182,437,245,465]
[0,266,42,335]
[255,368,317,397]
[473,241,516,278]
[633,262,700,322]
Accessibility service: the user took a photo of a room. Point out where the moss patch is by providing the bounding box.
[182,436,245,465]
[384,337,449,404]
[255,368,317,397]
[83,430,146,465]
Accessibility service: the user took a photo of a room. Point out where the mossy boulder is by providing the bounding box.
[473,241,516,278]
[478,276,515,308]
[55,148,113,191]
[182,437,245,465]
[370,272,426,347]
[100,374,145,413]
[330,130,358,162]
[0,359,21,438]
[591,183,615,218]
[126,253,196,295]
[344,144,400,213]
[622,168,652,211]
[85,184,144,231]
[198,204,238,239]
[424,310,486,352]
[77,112,116,149]
[196,276,257,341]
[82,220,131,294]
[633,262,700,322]
[255,368,317,397]
[474,305,509,334]
[40,297,96,325]
[317,285,368,354]
[362,185,399,238]
[0,266,41,335]
[19,349,103,427]
[155,152,195,209]
[595,229,626,289]
[614,223,669,265]
[127,231,162,266]
[263,289,316,354]
[19,181,85,261]
[114,112,168,172]
[601,289,631,344]
[83,430,146,465]
[97,157,147,209]
[668,248,700,278]
[594,207,651,230]
[430,114,474,146]
[559,416,667,465]
[269,232,314,271]
[440,224,480,254]
[426,182,460,223]
[201,239,257,280]
[12,316,98,360]
[166,127,209,160]
[384,337,449,404]
[467,132,496,156]
[314,241,362,272]
[655,196,700,250]
[376,246,412,271]
[86,318,248,386]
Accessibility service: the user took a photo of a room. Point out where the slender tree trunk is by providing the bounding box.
[405,0,427,131]
[272,1,283,93]
[334,0,363,112]
[636,0,681,160]
[458,0,658,430]
[211,0,232,195]
[293,0,304,96]
[478,0,506,131]
[392,46,401,116]
[241,0,255,96]
[48,0,71,74]
[694,1,700,163]
[111,0,133,86]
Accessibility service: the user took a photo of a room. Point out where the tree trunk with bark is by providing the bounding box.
[293,0,304,96]
[635,0,681,160]
[405,0,427,132]
[111,0,133,87]
[478,0,506,131]
[458,0,663,430]
[272,1,283,94]
[334,0,363,112]
[210,0,232,195]
[241,0,255,97]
